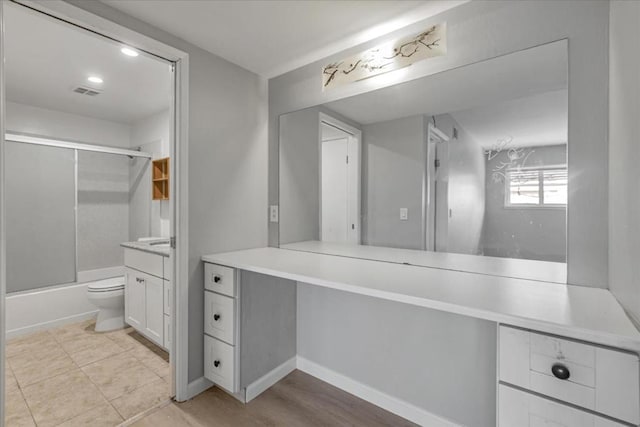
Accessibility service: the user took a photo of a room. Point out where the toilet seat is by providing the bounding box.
[88,279,125,293]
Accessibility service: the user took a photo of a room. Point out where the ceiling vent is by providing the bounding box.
[73,86,101,96]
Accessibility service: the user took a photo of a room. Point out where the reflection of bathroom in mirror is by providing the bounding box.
[279,40,568,283]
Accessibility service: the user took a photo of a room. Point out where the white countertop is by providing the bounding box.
[202,247,640,352]
[281,240,567,284]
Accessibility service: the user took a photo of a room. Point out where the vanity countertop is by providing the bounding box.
[202,247,640,352]
[281,240,567,284]
[121,240,170,257]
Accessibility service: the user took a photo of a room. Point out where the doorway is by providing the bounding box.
[319,114,361,245]
[0,0,189,424]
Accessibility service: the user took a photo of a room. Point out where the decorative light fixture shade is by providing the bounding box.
[322,23,447,90]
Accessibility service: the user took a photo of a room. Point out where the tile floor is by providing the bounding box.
[5,319,171,427]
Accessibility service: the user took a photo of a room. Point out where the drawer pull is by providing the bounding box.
[214,275,222,283]
[213,314,221,321]
[213,360,221,368]
[551,363,570,380]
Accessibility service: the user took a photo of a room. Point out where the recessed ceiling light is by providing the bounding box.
[87,76,103,84]
[121,47,139,57]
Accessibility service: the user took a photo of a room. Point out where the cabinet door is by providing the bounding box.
[144,273,164,346]
[125,269,145,330]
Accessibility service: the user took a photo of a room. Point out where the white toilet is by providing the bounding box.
[87,277,126,332]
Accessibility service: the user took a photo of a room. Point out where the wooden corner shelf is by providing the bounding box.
[152,157,170,200]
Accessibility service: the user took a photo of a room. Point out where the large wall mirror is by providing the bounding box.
[279,40,568,283]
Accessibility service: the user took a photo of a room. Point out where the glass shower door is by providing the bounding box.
[5,141,77,292]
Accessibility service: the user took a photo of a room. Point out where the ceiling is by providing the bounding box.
[323,40,568,148]
[5,2,172,124]
[101,0,466,78]
[451,90,567,148]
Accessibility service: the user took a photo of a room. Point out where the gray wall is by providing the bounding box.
[362,115,426,249]
[297,283,497,427]
[269,0,609,288]
[269,1,609,424]
[482,145,567,262]
[67,1,269,384]
[77,151,130,272]
[435,113,486,255]
[609,0,640,324]
[279,107,320,244]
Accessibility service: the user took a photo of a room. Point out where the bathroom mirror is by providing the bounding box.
[279,40,568,283]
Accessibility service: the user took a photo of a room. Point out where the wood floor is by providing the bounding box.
[131,370,417,427]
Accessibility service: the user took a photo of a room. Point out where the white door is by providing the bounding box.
[125,269,145,330]
[144,273,164,346]
[321,138,349,242]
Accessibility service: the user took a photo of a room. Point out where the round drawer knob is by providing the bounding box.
[213,314,221,321]
[214,275,222,283]
[551,363,570,380]
[214,360,221,368]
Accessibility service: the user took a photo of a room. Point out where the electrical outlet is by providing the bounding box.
[400,208,408,221]
[269,205,279,223]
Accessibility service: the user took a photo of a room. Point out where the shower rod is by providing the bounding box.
[4,133,152,159]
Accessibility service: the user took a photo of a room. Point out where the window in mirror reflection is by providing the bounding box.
[506,167,568,207]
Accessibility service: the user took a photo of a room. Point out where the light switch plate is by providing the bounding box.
[400,208,408,221]
[269,205,279,223]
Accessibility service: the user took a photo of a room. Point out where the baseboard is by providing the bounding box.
[296,357,459,427]
[6,282,99,338]
[245,356,297,402]
[186,376,213,401]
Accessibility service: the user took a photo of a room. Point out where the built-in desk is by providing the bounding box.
[282,240,567,284]
[202,247,640,426]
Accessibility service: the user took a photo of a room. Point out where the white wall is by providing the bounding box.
[270,1,609,425]
[66,0,269,385]
[609,0,640,324]
[129,109,171,240]
[6,101,131,147]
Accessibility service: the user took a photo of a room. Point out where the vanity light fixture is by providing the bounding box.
[87,76,103,84]
[121,47,139,57]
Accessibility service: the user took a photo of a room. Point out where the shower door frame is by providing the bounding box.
[0,0,193,411]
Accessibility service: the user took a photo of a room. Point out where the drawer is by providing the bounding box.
[499,325,640,424]
[204,335,236,393]
[125,248,163,278]
[204,291,235,345]
[163,280,172,315]
[499,384,625,427]
[163,314,171,350]
[204,263,235,297]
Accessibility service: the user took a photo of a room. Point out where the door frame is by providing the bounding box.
[318,112,362,244]
[0,0,191,406]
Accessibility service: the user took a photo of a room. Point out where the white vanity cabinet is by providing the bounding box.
[124,248,173,351]
[498,325,640,426]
